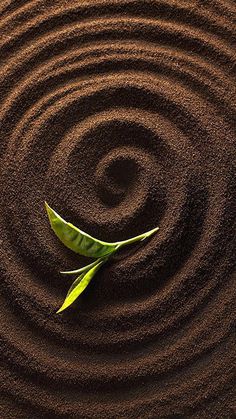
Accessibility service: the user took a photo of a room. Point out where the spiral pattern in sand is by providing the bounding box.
[0,1,235,418]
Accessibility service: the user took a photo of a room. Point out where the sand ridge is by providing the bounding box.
[0,1,235,418]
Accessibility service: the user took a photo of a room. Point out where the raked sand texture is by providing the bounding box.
[0,1,235,418]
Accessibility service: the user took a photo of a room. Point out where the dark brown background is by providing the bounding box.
[0,1,235,418]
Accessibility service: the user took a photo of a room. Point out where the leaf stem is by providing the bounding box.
[60,258,103,275]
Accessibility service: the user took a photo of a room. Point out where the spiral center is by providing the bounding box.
[95,149,140,206]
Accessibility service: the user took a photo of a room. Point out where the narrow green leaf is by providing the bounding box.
[45,202,117,258]
[56,260,105,313]
[60,258,102,275]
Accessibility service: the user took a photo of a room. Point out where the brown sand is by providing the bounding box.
[0,1,235,418]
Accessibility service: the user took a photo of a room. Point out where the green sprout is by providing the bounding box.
[45,202,159,313]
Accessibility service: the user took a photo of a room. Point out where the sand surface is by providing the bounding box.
[0,1,235,418]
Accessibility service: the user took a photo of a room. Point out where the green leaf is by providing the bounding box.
[45,202,118,258]
[56,260,105,313]
[45,202,159,258]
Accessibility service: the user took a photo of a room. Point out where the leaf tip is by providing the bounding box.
[56,306,65,314]
[44,201,52,218]
[144,226,159,239]
[44,200,50,210]
[150,226,159,234]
